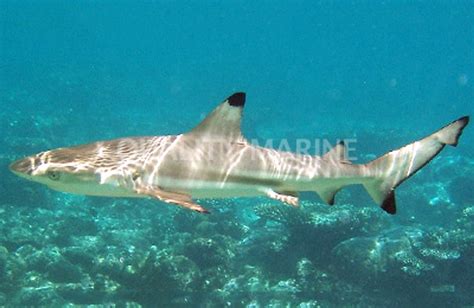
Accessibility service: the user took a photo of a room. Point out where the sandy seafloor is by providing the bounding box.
[1,1,474,306]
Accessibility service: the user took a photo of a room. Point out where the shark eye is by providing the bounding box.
[47,171,61,181]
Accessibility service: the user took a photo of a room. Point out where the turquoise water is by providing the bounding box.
[1,1,473,306]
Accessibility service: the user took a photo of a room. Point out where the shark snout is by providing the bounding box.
[9,157,35,176]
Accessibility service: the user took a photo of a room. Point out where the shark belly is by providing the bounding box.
[154,176,270,198]
[145,144,341,199]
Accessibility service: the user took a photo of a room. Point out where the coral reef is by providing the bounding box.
[1,107,473,305]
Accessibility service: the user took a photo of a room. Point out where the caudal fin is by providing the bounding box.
[364,116,470,214]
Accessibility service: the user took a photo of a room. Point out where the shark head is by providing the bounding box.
[9,143,117,195]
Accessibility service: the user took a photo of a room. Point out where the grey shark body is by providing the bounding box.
[10,92,469,214]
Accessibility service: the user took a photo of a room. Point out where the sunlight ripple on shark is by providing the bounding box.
[10,93,470,214]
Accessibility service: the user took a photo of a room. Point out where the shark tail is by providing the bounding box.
[363,116,469,214]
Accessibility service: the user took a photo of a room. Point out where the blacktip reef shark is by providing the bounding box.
[10,92,469,214]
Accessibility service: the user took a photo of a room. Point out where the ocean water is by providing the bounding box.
[1,0,473,306]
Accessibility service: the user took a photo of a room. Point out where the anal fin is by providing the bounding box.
[265,189,299,207]
[315,187,342,206]
[135,185,209,214]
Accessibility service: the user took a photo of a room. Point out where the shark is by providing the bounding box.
[10,92,469,214]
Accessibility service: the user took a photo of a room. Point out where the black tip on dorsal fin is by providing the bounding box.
[227,92,246,107]
[381,190,396,215]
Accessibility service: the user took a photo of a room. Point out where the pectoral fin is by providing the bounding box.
[135,186,209,214]
[264,189,299,207]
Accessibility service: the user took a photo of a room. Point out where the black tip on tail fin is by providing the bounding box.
[227,92,246,107]
[450,116,469,147]
[381,191,396,215]
[458,115,469,126]
[437,115,470,146]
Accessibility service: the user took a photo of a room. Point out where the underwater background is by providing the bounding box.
[1,0,473,306]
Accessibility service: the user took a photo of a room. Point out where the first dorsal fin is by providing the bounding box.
[187,92,246,141]
[323,141,351,163]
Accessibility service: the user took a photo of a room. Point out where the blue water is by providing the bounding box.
[1,1,473,306]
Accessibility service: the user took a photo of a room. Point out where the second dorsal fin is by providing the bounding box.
[323,141,351,163]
